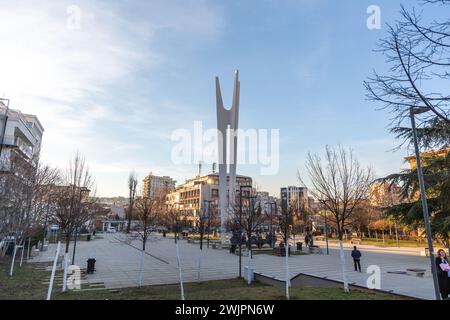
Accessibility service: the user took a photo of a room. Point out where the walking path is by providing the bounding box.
[31,233,436,300]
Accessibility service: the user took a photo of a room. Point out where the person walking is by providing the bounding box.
[436,249,450,300]
[304,234,310,248]
[351,246,362,272]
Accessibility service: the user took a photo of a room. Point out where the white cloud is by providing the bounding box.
[0,0,224,195]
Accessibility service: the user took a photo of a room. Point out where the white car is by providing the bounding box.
[106,227,117,233]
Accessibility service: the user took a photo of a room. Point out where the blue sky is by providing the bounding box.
[0,0,443,197]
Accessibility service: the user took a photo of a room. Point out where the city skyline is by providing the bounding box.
[1,0,445,197]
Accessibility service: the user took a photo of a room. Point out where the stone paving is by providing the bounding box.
[32,233,436,300]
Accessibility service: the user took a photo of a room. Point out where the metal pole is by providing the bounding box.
[239,187,242,279]
[324,203,329,255]
[410,108,441,300]
[284,208,290,300]
[72,226,78,265]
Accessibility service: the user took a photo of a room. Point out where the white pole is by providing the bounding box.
[339,240,350,292]
[47,241,61,300]
[139,249,144,287]
[62,253,68,292]
[176,241,185,300]
[19,240,25,267]
[285,238,290,300]
[9,241,18,277]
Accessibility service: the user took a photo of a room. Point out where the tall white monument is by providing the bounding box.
[216,70,240,240]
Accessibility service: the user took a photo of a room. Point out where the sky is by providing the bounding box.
[0,0,444,197]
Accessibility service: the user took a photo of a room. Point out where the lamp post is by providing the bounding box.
[203,200,214,248]
[238,185,252,279]
[267,201,277,248]
[322,200,329,255]
[409,106,441,300]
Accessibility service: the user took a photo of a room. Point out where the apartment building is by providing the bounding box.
[167,173,253,228]
[280,186,308,212]
[142,174,176,198]
[0,100,44,172]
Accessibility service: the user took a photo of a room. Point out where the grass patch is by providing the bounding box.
[0,258,403,300]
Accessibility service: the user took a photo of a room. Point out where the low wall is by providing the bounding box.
[254,272,416,300]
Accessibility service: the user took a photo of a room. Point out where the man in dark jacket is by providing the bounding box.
[351,246,362,272]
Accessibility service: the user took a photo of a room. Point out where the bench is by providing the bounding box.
[350,238,361,245]
[406,268,426,277]
[309,246,322,254]
[273,246,291,257]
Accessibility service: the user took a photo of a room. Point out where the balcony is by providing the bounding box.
[1,135,34,159]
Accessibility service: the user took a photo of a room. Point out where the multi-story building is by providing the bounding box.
[0,101,44,172]
[280,186,308,213]
[167,173,253,228]
[404,147,450,170]
[142,174,176,198]
[255,191,277,214]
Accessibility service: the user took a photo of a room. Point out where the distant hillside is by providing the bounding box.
[96,196,129,207]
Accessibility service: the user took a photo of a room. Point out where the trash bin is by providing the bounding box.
[87,234,91,241]
[296,242,303,251]
[87,258,96,274]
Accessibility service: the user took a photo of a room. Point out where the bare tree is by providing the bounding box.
[0,155,59,258]
[52,153,95,263]
[364,1,450,150]
[126,171,138,233]
[134,191,161,287]
[299,145,373,292]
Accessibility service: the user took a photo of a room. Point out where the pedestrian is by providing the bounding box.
[309,234,314,247]
[351,246,362,272]
[304,234,310,248]
[436,249,450,300]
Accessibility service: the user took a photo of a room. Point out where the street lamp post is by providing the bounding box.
[410,106,441,300]
[323,201,329,255]
[267,202,277,249]
[203,200,214,249]
[238,185,252,279]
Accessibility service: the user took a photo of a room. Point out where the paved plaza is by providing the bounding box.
[32,233,436,300]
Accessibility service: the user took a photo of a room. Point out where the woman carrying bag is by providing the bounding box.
[436,249,450,300]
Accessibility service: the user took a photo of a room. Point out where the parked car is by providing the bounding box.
[106,227,117,233]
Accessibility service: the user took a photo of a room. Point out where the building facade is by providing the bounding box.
[167,173,252,228]
[0,101,44,172]
[280,186,308,213]
[142,174,176,199]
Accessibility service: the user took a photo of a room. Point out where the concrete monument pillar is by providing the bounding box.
[216,70,240,242]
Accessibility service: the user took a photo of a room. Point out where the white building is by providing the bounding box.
[280,186,308,212]
[0,101,44,172]
[142,173,176,198]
